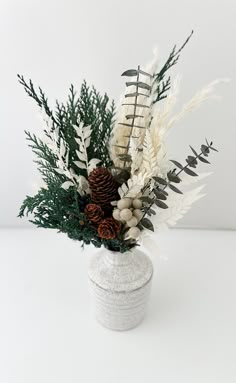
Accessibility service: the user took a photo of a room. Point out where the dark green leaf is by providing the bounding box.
[126,114,144,119]
[126,81,151,91]
[140,196,153,203]
[154,199,168,209]
[186,156,198,168]
[144,208,152,216]
[160,189,168,196]
[153,189,167,200]
[168,184,183,194]
[170,160,183,169]
[122,69,138,77]
[122,103,149,108]
[149,208,156,215]
[189,145,198,156]
[137,222,144,230]
[140,218,154,232]
[201,144,210,156]
[209,146,218,152]
[117,154,132,162]
[125,92,147,98]
[183,167,198,176]
[198,156,210,164]
[167,171,181,183]
[152,176,167,185]
[139,69,153,78]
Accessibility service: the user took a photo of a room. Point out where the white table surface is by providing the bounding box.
[0,228,235,383]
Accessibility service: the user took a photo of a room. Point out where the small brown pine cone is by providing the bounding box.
[84,204,104,224]
[88,167,119,209]
[97,217,120,240]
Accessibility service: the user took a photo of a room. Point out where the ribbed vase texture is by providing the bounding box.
[88,249,153,331]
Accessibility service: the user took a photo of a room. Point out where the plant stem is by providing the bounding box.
[123,66,140,168]
[141,141,212,220]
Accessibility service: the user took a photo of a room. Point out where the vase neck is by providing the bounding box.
[104,250,133,266]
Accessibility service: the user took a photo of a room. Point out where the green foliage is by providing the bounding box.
[18,175,133,253]
[17,76,115,170]
[140,140,218,227]
[18,76,134,251]
[152,30,194,104]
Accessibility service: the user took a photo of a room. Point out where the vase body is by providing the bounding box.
[88,248,153,331]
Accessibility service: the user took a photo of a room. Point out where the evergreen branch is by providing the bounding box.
[17,74,55,121]
[24,131,59,178]
[152,30,194,104]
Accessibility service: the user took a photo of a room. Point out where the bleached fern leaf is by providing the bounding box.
[73,122,100,174]
[167,79,229,130]
[151,185,206,230]
[178,171,212,186]
[141,130,158,177]
[118,173,146,199]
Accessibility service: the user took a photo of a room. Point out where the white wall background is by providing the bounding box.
[0,0,235,229]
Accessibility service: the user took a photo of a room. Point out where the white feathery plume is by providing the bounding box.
[110,48,160,167]
[118,171,147,199]
[167,78,230,130]
[151,184,206,230]
[140,129,158,178]
[148,171,212,230]
[130,136,143,175]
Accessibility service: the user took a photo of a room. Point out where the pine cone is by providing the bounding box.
[84,204,104,224]
[88,167,119,209]
[98,217,120,239]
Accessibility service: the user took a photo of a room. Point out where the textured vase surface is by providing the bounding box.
[88,248,153,331]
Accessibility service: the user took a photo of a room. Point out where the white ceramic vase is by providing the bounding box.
[88,248,153,331]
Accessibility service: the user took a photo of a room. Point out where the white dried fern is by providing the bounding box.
[166,79,229,131]
[151,185,206,230]
[151,170,212,229]
[73,122,101,174]
[40,111,90,195]
[118,172,147,199]
[141,129,158,178]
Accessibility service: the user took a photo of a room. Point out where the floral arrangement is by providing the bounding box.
[19,32,218,252]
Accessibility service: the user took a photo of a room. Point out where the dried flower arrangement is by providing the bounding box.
[18,32,218,252]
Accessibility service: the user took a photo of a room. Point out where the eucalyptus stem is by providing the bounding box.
[141,140,214,221]
[123,66,140,168]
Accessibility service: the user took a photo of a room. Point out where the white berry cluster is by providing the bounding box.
[112,198,143,239]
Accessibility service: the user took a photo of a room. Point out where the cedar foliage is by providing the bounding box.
[18,78,135,252]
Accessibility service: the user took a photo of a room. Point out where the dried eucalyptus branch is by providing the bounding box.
[114,66,152,167]
[139,139,218,229]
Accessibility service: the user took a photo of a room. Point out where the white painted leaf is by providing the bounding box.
[61,181,73,190]
[118,182,129,198]
[72,173,81,182]
[56,159,64,169]
[127,178,133,189]
[88,158,101,173]
[74,161,87,169]
[65,150,69,166]
[76,150,86,162]
[54,127,59,141]
[83,125,92,139]
[60,140,66,157]
[65,170,73,179]
[85,137,91,148]
[55,168,64,175]
[79,175,90,193]
[75,138,82,145]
